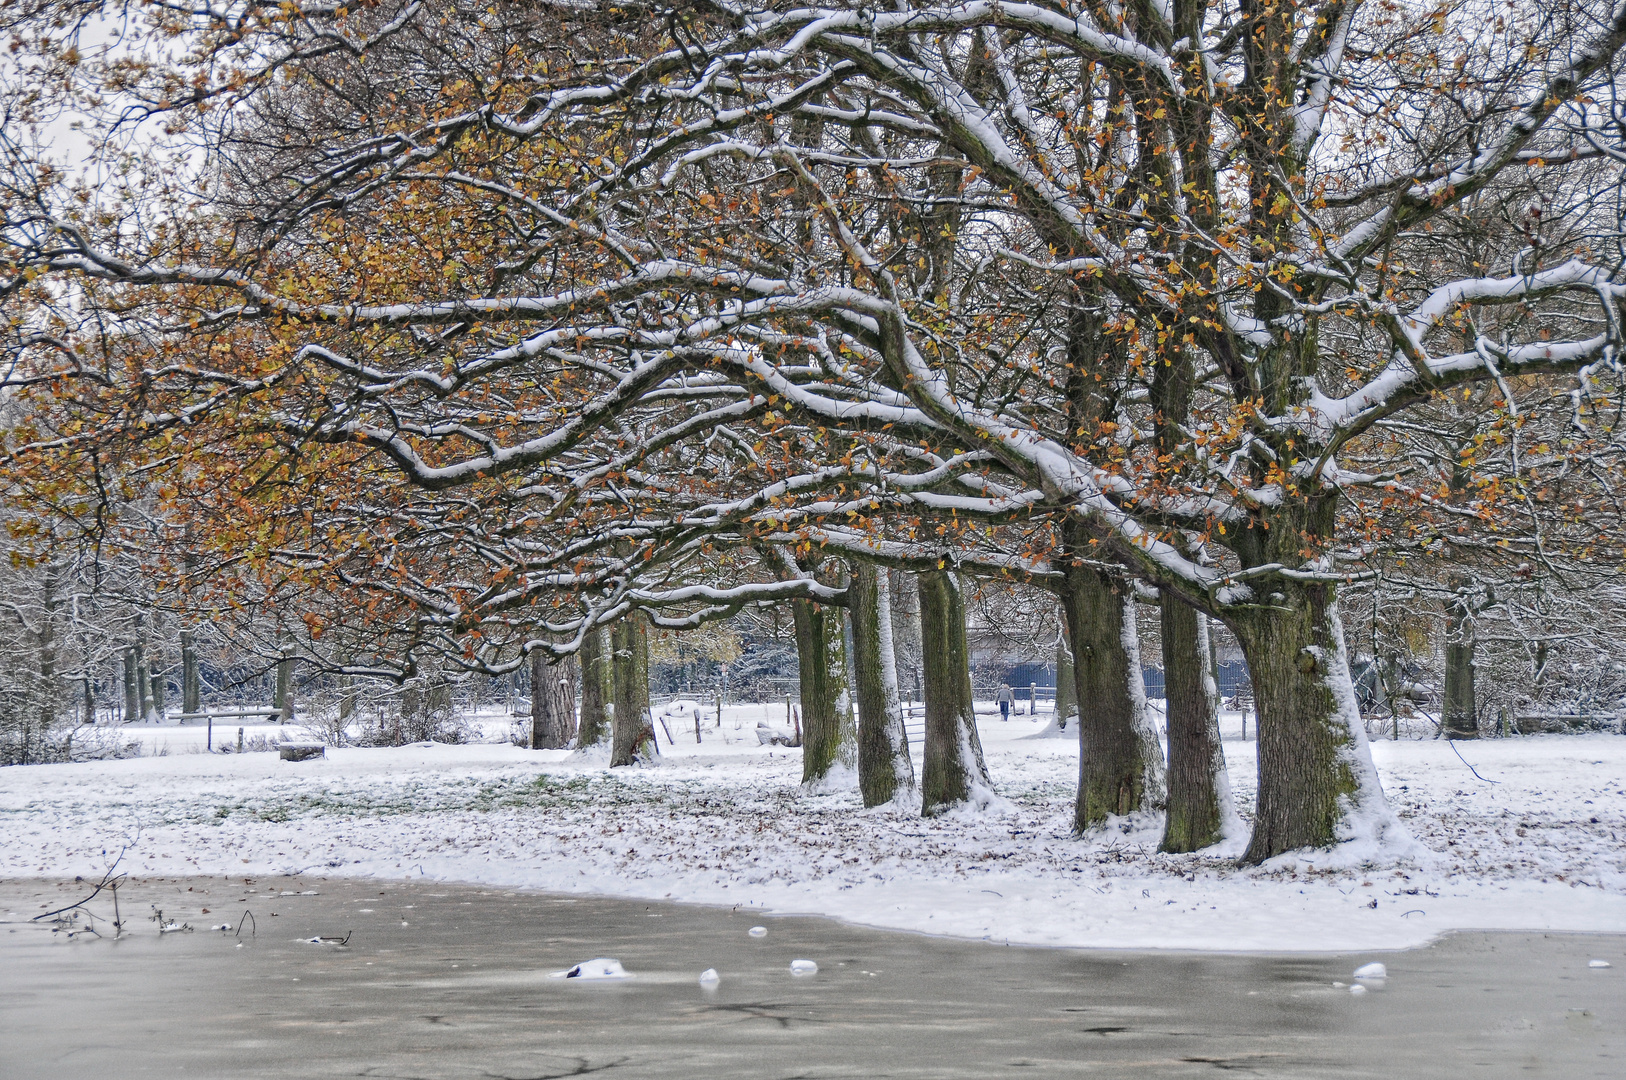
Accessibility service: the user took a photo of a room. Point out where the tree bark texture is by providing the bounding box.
[1060,566,1165,830]
[1158,595,1233,853]
[530,649,580,749]
[791,597,855,785]
[918,570,994,815]
[1442,580,1478,739]
[1231,582,1393,863]
[576,626,613,747]
[610,615,653,766]
[849,562,914,807]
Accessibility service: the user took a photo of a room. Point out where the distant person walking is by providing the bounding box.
[997,683,1015,721]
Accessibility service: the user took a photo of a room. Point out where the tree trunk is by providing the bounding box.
[1060,565,1165,830]
[1231,583,1397,863]
[849,562,914,807]
[1159,596,1235,853]
[148,643,165,721]
[1054,638,1076,728]
[275,651,294,723]
[531,650,580,749]
[918,570,994,815]
[610,615,653,766]
[37,563,58,729]
[577,626,612,748]
[123,648,139,723]
[136,641,155,722]
[1204,614,1226,720]
[791,597,855,785]
[1442,580,1477,740]
[180,629,200,715]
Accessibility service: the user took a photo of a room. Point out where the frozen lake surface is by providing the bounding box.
[3,876,1621,1079]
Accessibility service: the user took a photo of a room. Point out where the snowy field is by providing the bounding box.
[2,703,1623,954]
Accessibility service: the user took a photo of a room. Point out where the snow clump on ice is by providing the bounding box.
[748,926,767,937]
[1349,984,1368,995]
[698,968,720,985]
[1589,959,1612,968]
[1353,962,1387,979]
[790,959,818,975]
[550,958,633,980]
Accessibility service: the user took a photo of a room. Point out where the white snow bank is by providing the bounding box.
[1,720,1624,953]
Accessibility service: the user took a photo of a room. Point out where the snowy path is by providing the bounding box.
[2,714,1623,952]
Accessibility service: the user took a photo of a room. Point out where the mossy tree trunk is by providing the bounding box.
[918,570,994,815]
[791,597,855,785]
[849,562,914,807]
[610,614,653,766]
[1231,578,1391,863]
[1060,563,1164,831]
[576,626,612,748]
[531,649,579,749]
[1159,595,1233,853]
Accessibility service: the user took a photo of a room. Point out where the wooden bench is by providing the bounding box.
[278,742,326,761]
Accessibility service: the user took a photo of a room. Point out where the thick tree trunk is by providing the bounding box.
[791,598,855,785]
[1442,580,1477,740]
[577,627,612,748]
[850,562,914,807]
[1060,566,1165,830]
[180,629,200,715]
[531,650,580,749]
[1054,639,1076,729]
[610,615,653,766]
[1232,583,1397,863]
[918,570,994,815]
[1159,596,1235,853]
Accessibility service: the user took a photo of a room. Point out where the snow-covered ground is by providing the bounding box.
[3,702,1623,953]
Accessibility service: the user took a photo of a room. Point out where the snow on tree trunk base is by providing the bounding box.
[1061,565,1164,832]
[1234,587,1417,866]
[1159,595,1243,854]
[850,562,915,808]
[792,596,857,788]
[918,570,997,816]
